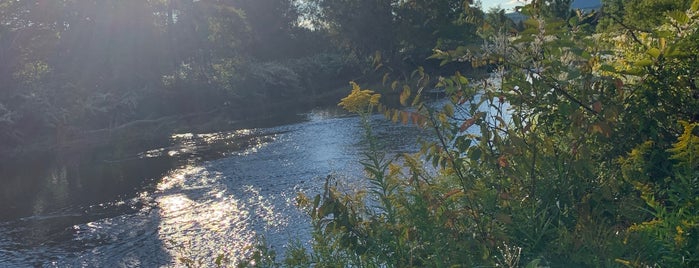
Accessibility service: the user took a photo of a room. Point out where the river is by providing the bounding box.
[0,108,429,267]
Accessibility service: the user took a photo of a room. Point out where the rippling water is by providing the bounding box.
[0,109,427,267]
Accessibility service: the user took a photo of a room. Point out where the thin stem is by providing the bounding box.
[422,104,488,241]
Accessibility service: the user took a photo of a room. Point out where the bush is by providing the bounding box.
[281,3,699,267]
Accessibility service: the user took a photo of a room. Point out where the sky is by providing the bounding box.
[479,0,530,12]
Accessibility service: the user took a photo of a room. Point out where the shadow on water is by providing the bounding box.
[0,141,176,266]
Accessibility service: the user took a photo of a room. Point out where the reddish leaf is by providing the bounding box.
[592,101,602,113]
[460,117,477,132]
[411,112,420,125]
[614,78,623,89]
[498,155,508,168]
[401,111,409,125]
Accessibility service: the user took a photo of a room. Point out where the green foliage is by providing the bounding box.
[235,61,303,99]
[305,0,397,58]
[286,53,362,93]
[235,238,280,268]
[600,0,694,31]
[290,2,699,267]
[305,0,482,71]
[394,0,482,62]
[230,0,301,60]
[620,121,699,267]
[287,83,484,267]
[522,0,573,20]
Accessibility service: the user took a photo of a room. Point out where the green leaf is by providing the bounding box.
[655,30,674,39]
[411,94,422,106]
[444,103,454,117]
[581,50,592,59]
[456,136,472,152]
[668,10,689,24]
[525,258,542,268]
[458,75,469,85]
[620,67,645,76]
[522,17,538,28]
[647,47,661,58]
[440,58,451,66]
[513,115,522,128]
[382,73,390,85]
[635,59,654,67]
[599,64,616,72]
[215,254,224,267]
[469,147,482,162]
[568,16,579,26]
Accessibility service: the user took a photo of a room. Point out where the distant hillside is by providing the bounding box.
[572,0,601,10]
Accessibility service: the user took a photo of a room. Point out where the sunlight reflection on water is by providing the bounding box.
[152,162,292,266]
[61,159,300,267]
[53,128,304,266]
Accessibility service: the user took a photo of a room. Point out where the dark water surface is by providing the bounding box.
[0,108,427,267]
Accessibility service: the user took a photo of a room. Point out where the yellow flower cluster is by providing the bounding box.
[675,225,685,246]
[338,81,381,114]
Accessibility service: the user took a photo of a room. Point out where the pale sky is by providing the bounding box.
[479,0,531,12]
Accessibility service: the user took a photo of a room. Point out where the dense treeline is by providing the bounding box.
[238,0,698,267]
[1,0,486,156]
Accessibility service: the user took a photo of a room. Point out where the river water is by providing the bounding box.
[0,108,429,267]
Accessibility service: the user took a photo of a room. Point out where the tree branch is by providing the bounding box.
[610,16,648,49]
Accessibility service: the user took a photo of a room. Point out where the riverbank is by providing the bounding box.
[0,83,355,163]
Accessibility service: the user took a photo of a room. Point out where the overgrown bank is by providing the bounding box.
[239,1,699,267]
[0,78,356,161]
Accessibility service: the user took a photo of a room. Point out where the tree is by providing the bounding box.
[521,0,573,19]
[600,0,693,31]
[306,0,397,60]
[305,0,483,72]
[395,0,482,66]
[231,0,301,60]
